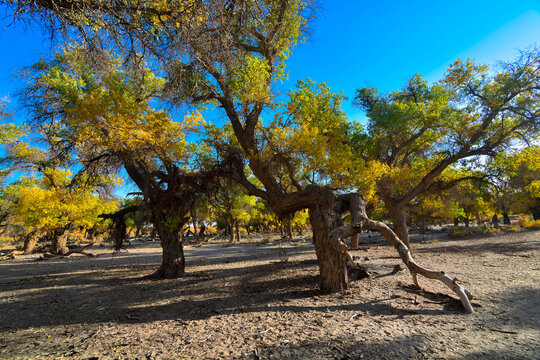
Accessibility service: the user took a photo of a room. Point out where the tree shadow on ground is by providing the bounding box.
[0,250,462,332]
[0,242,314,285]
[415,238,540,256]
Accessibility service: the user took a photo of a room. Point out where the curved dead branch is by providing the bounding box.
[329,193,474,313]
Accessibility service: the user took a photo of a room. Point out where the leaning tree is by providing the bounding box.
[4,0,475,311]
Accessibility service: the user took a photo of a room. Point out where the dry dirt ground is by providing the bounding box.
[0,230,539,360]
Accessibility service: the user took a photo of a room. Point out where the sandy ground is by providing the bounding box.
[0,230,539,360]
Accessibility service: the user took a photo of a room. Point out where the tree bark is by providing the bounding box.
[192,216,200,243]
[199,224,206,238]
[475,212,482,226]
[386,204,411,249]
[228,218,235,243]
[150,212,186,278]
[111,216,127,251]
[492,214,500,228]
[329,192,474,313]
[308,189,348,293]
[286,217,293,240]
[362,219,474,313]
[235,222,241,242]
[50,228,69,255]
[350,233,359,249]
[22,231,39,254]
[419,216,426,235]
[502,212,510,225]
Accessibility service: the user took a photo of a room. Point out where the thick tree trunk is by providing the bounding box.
[150,213,186,278]
[464,217,470,228]
[50,228,69,255]
[111,216,127,251]
[228,220,235,243]
[235,223,241,242]
[308,190,348,293]
[419,216,426,234]
[350,233,359,249]
[386,204,411,249]
[286,218,293,240]
[192,216,200,243]
[532,199,540,220]
[475,212,482,226]
[454,217,459,227]
[492,214,500,228]
[502,212,510,225]
[199,224,206,238]
[23,231,39,255]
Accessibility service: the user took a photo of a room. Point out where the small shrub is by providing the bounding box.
[521,218,540,230]
[260,237,272,244]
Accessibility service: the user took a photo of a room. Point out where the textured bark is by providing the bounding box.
[502,212,511,225]
[309,189,348,293]
[111,217,127,251]
[386,204,411,249]
[492,214,500,228]
[363,219,474,313]
[150,213,185,279]
[22,231,39,255]
[235,223,241,242]
[50,229,69,255]
[286,217,293,240]
[419,216,426,235]
[330,193,474,313]
[228,218,235,243]
[350,233,359,249]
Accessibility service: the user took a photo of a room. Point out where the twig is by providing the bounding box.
[490,328,518,335]
[199,331,213,342]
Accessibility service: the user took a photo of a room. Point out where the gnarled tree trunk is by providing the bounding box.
[308,188,348,293]
[350,233,359,249]
[50,228,69,255]
[151,211,186,279]
[22,231,39,254]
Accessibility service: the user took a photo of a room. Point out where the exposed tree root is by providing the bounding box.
[331,193,474,313]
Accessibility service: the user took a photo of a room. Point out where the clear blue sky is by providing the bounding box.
[0,0,539,125]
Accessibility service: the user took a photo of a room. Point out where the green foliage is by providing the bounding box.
[351,49,540,228]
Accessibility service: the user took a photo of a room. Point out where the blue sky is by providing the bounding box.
[0,1,539,125]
